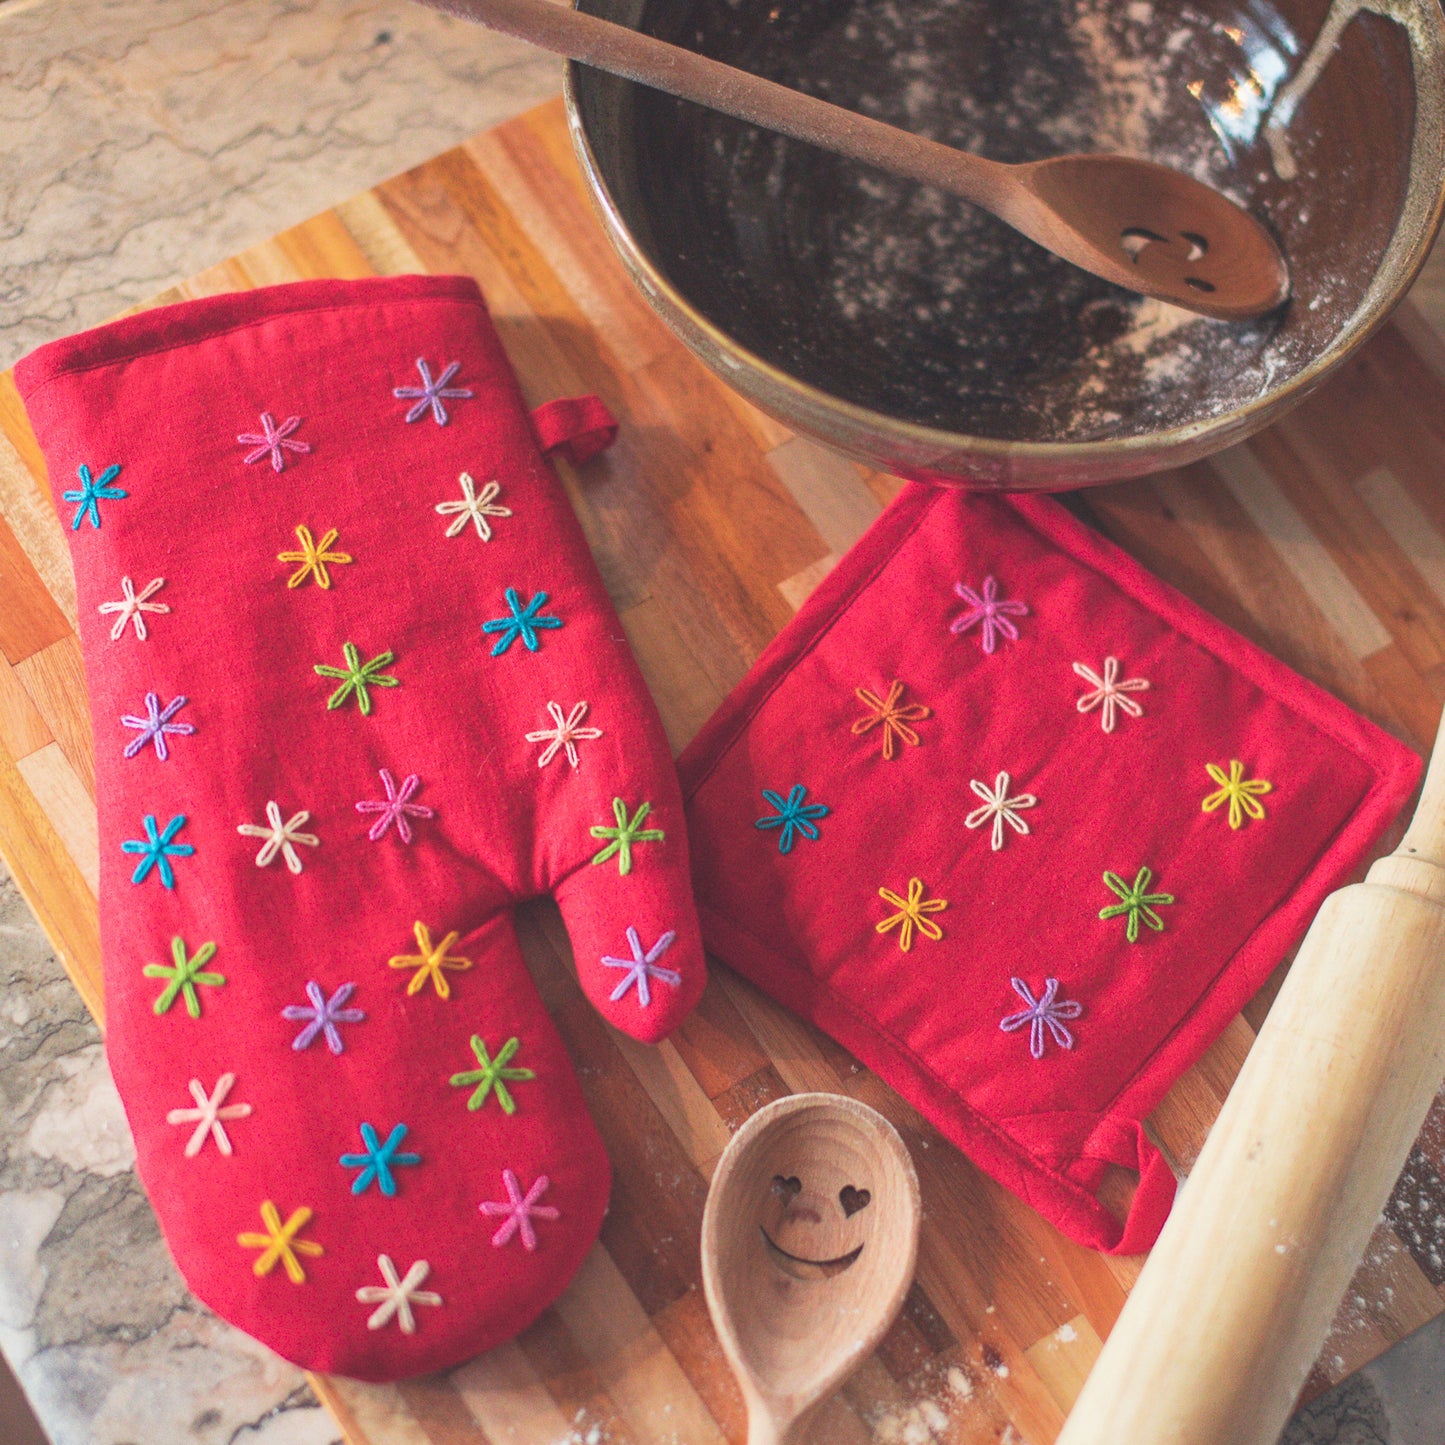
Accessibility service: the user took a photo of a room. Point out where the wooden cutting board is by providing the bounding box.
[3,95,1445,1445]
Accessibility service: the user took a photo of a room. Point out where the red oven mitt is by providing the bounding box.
[14,274,706,1380]
[679,484,1419,1255]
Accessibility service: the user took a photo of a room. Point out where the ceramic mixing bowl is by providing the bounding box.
[564,0,1445,489]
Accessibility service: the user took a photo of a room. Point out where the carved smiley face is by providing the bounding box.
[761,1169,874,1280]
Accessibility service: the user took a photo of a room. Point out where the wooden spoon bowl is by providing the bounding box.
[701,1093,921,1445]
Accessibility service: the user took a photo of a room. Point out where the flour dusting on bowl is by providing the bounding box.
[630,0,1334,441]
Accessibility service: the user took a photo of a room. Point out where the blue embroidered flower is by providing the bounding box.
[340,1122,422,1197]
[482,588,563,656]
[121,813,193,888]
[754,785,830,854]
[63,464,127,531]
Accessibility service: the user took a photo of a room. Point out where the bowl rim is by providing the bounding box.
[562,3,1445,466]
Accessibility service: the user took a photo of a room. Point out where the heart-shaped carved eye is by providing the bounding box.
[839,1185,871,1217]
[771,1175,802,1204]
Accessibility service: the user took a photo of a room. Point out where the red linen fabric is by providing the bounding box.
[15,274,705,1380]
[679,484,1419,1255]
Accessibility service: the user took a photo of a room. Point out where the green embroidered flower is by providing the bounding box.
[144,936,225,1017]
[314,641,399,715]
[449,1035,535,1115]
[589,797,665,876]
[1099,866,1175,943]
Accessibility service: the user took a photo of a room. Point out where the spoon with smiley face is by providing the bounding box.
[702,1093,922,1445]
[415,0,1289,320]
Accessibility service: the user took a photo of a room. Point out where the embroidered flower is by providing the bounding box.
[122,813,193,888]
[526,700,602,769]
[852,680,931,760]
[238,1201,322,1283]
[143,936,224,1017]
[601,926,681,1008]
[237,800,319,874]
[1099,866,1175,942]
[964,771,1037,851]
[388,922,473,1000]
[166,1073,251,1157]
[277,525,351,589]
[63,463,126,530]
[357,1256,442,1333]
[340,1123,422,1197]
[589,797,665,875]
[355,769,434,843]
[314,642,399,715]
[450,1035,535,1114]
[876,877,948,951]
[283,980,365,1054]
[1202,760,1273,830]
[121,692,194,761]
[999,978,1083,1059]
[436,473,511,540]
[480,1170,559,1251]
[394,359,473,426]
[482,588,563,656]
[1073,657,1150,734]
[754,785,830,854]
[238,413,311,472]
[949,576,1028,654]
[98,576,168,641]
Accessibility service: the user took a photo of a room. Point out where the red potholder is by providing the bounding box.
[14,274,706,1380]
[679,484,1419,1255]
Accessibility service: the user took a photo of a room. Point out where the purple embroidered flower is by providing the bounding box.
[479,1169,559,1251]
[238,413,311,472]
[600,926,681,1008]
[355,769,434,843]
[949,576,1029,654]
[394,359,473,426]
[121,692,194,761]
[283,980,365,1054]
[999,977,1082,1059]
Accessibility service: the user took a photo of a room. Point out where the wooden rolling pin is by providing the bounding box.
[1059,707,1445,1445]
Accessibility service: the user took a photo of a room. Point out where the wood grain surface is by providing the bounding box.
[3,96,1445,1444]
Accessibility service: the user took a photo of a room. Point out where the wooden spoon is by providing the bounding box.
[417,0,1290,320]
[700,1093,922,1445]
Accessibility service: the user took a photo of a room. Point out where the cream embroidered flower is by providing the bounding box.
[525,700,603,769]
[1073,656,1150,733]
[237,801,319,874]
[435,473,511,541]
[98,576,169,641]
[964,771,1038,851]
[357,1256,442,1333]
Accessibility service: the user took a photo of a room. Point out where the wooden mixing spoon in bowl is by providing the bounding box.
[418,0,1290,320]
[700,1093,922,1445]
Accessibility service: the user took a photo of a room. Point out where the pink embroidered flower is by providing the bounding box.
[949,576,1029,654]
[480,1169,559,1251]
[355,769,434,843]
[238,412,310,472]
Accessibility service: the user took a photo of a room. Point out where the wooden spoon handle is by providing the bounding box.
[1059,708,1445,1445]
[415,0,1012,207]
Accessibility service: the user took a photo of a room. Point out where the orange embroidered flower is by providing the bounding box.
[852,680,932,760]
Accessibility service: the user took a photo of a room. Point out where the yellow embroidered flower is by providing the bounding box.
[876,877,948,951]
[278,524,352,589]
[1202,760,1273,830]
[388,922,473,1000]
[238,1201,322,1283]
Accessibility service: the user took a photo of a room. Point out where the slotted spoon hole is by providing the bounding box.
[1120,226,1167,263]
[1185,276,1217,293]
[1181,231,1209,262]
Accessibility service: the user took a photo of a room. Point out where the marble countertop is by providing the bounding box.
[4,2,1445,1443]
